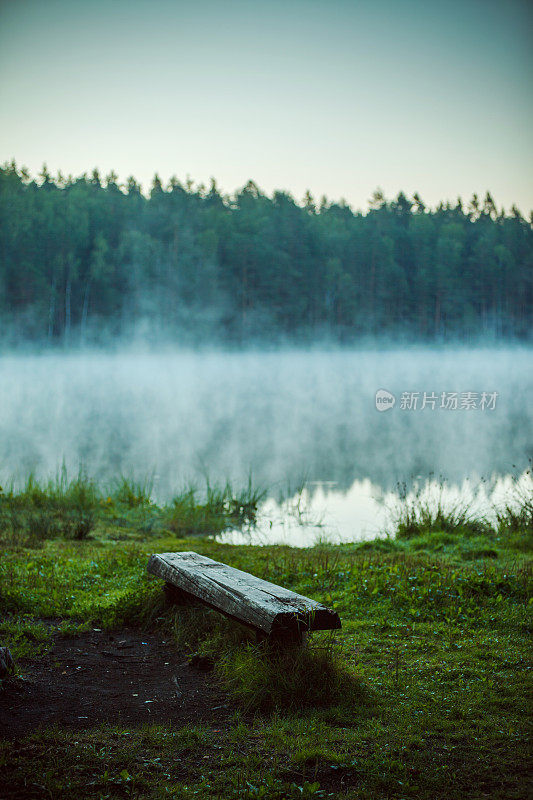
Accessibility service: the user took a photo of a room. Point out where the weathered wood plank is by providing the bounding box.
[147,552,341,638]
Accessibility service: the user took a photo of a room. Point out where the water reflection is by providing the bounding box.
[219,471,533,546]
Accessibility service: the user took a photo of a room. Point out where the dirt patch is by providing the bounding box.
[0,628,229,738]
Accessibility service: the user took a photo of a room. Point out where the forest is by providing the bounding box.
[1,161,532,343]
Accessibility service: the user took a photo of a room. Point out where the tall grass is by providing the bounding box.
[217,636,368,712]
[167,480,265,537]
[390,480,493,540]
[494,470,533,551]
[0,470,266,543]
[0,468,99,542]
[111,475,154,508]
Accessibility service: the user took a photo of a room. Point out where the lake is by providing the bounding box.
[1,346,531,544]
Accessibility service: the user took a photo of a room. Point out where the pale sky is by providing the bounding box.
[1,0,532,212]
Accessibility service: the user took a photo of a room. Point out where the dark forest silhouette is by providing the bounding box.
[1,162,531,343]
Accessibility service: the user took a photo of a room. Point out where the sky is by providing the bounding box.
[0,0,532,213]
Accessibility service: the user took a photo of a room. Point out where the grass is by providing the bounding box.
[0,469,99,543]
[391,483,493,541]
[217,637,370,713]
[0,475,531,798]
[494,474,533,552]
[0,470,264,545]
[167,481,264,537]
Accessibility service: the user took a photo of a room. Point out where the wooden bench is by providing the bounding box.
[147,551,341,645]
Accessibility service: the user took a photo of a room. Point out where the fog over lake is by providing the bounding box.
[1,347,531,543]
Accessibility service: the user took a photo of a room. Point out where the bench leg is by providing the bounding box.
[164,582,195,605]
[267,629,309,648]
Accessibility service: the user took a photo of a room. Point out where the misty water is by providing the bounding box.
[1,346,531,545]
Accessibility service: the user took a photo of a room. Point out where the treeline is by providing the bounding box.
[0,161,531,343]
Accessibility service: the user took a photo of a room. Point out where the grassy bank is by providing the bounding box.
[0,478,531,799]
[0,471,263,544]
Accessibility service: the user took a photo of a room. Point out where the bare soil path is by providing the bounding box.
[0,628,228,738]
